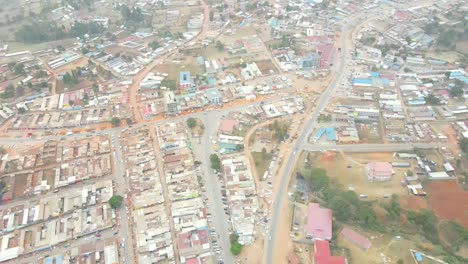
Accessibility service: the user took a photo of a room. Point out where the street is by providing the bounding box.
[190,111,234,264]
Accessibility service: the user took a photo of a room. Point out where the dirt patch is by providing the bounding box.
[455,39,468,55]
[42,169,56,189]
[426,181,468,227]
[13,173,28,198]
[256,59,278,75]
[399,196,428,211]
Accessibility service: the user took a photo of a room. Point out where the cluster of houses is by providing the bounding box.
[120,128,174,263]
[304,203,372,264]
[0,180,116,262]
[155,122,213,263]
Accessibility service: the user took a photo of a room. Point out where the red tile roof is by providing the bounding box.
[367,162,392,177]
[307,203,333,240]
[340,227,371,250]
[186,258,200,264]
[314,240,347,264]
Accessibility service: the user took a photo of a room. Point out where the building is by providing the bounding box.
[340,227,371,250]
[205,88,222,105]
[179,71,191,90]
[313,240,347,264]
[306,203,332,241]
[353,108,380,121]
[317,44,334,69]
[164,91,178,114]
[300,53,321,69]
[366,162,393,181]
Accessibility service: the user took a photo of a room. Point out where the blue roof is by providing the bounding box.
[206,88,221,100]
[208,77,217,85]
[313,128,326,141]
[353,78,372,85]
[370,72,380,77]
[179,71,191,85]
[219,142,237,152]
[325,127,336,141]
[415,252,423,262]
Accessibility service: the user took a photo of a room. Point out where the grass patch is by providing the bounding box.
[252,151,273,177]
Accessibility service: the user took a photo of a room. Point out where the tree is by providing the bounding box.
[16,85,25,97]
[108,195,124,209]
[236,144,244,151]
[459,138,468,154]
[425,94,441,105]
[92,83,99,94]
[210,154,221,172]
[302,168,330,191]
[450,81,465,97]
[407,209,439,244]
[215,41,224,51]
[406,170,414,176]
[0,146,5,155]
[14,63,25,75]
[111,117,121,127]
[0,83,15,99]
[17,107,26,114]
[148,41,161,50]
[229,233,243,255]
[187,117,197,128]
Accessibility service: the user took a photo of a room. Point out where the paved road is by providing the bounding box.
[303,142,456,153]
[190,111,234,264]
[111,133,135,264]
[265,1,441,262]
[265,10,369,264]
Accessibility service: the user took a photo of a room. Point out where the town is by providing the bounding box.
[0,0,467,264]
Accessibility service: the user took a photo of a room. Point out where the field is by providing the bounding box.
[426,51,464,63]
[426,181,468,227]
[251,151,273,178]
[306,152,409,198]
[337,233,417,264]
[455,39,468,54]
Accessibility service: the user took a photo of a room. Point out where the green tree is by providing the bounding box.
[407,209,439,244]
[92,83,99,94]
[0,146,5,155]
[425,94,441,105]
[148,41,161,50]
[111,117,121,127]
[187,117,197,128]
[302,168,330,191]
[406,170,413,176]
[215,41,224,51]
[108,195,124,209]
[210,154,221,172]
[236,144,244,151]
[459,138,468,154]
[450,80,465,97]
[17,107,26,114]
[229,233,243,255]
[14,63,25,75]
